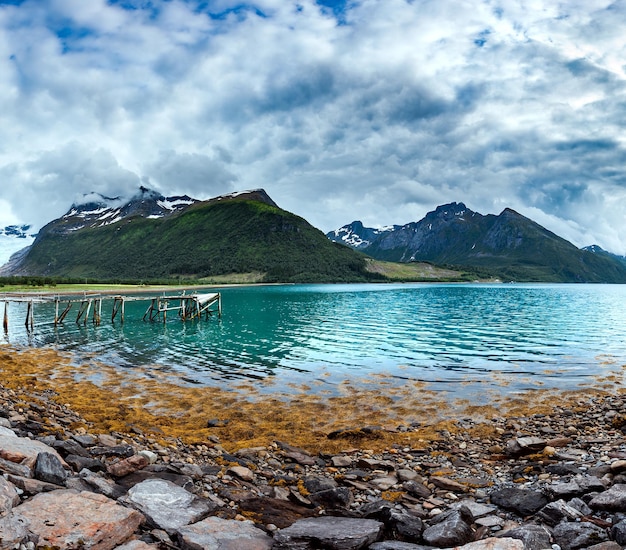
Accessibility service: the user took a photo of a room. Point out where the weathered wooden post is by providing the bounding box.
[3,301,8,333]
[92,298,101,326]
[58,302,72,323]
[25,301,34,331]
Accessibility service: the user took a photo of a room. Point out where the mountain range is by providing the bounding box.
[2,189,626,283]
[2,187,377,283]
[327,202,626,283]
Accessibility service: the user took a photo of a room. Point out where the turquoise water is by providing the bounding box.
[2,283,626,396]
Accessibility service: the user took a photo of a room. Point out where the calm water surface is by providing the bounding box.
[2,283,626,396]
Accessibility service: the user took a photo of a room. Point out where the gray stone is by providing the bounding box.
[453,500,497,519]
[227,465,255,482]
[0,456,31,478]
[611,518,626,545]
[34,451,68,485]
[403,480,431,499]
[489,487,549,516]
[115,541,156,550]
[383,509,424,542]
[123,479,216,533]
[308,487,353,509]
[331,455,353,468]
[421,509,473,548]
[0,513,32,549]
[369,543,431,550]
[587,543,623,550]
[71,433,97,447]
[547,480,585,500]
[0,477,20,517]
[552,521,608,550]
[370,475,399,491]
[589,484,626,511]
[6,474,61,494]
[53,438,91,458]
[457,539,525,549]
[65,454,106,472]
[0,426,16,437]
[568,497,592,516]
[506,437,546,455]
[285,451,317,466]
[475,516,504,528]
[576,475,606,493]
[303,476,337,493]
[0,433,65,464]
[549,475,606,499]
[272,516,384,549]
[357,458,395,471]
[497,524,552,550]
[79,468,127,499]
[397,469,420,482]
[536,499,584,526]
[176,516,272,550]
[430,476,467,493]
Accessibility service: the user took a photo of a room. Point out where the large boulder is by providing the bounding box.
[14,489,144,550]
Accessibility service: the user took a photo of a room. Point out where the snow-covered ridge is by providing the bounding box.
[56,187,198,233]
[157,198,195,210]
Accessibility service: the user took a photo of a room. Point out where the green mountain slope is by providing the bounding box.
[18,198,378,283]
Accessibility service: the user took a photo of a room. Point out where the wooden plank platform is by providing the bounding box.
[0,291,222,332]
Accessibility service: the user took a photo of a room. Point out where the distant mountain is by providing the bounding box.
[4,188,377,283]
[328,202,626,283]
[44,186,197,236]
[583,245,626,268]
[327,221,401,250]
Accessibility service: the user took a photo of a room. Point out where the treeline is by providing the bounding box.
[0,276,204,288]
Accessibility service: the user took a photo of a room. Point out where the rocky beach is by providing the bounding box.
[2,358,626,550]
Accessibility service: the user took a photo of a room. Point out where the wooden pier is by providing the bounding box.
[1,291,221,332]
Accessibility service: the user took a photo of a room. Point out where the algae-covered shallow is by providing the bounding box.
[0,345,623,453]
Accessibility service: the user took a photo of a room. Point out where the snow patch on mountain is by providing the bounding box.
[327,221,400,250]
[58,187,198,233]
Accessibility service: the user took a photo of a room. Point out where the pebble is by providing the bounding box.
[5,385,626,548]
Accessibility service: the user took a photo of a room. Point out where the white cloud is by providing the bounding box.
[0,0,625,254]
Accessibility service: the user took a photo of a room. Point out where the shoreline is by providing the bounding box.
[0,345,624,454]
[3,355,626,548]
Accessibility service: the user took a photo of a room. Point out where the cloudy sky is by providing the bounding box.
[1,0,625,255]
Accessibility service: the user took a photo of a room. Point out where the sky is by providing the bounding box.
[1,0,626,255]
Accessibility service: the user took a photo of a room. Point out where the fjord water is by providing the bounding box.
[3,283,626,397]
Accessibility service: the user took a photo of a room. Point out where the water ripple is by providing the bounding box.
[2,283,626,395]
